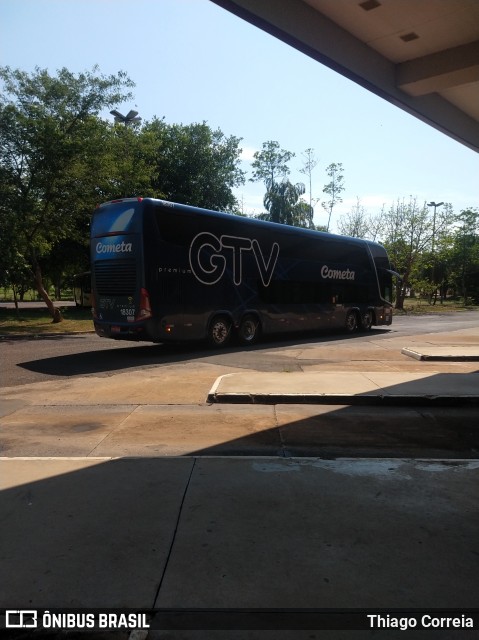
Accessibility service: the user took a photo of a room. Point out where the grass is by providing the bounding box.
[0,306,94,335]
[1,287,75,303]
[397,298,479,315]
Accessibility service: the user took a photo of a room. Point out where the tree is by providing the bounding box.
[322,162,344,231]
[338,197,369,238]
[263,179,305,225]
[451,208,479,303]
[0,207,31,312]
[0,65,135,321]
[378,198,432,309]
[367,211,386,242]
[250,140,294,189]
[291,200,315,229]
[299,148,318,229]
[146,119,245,211]
[423,202,454,304]
[250,141,299,225]
[104,120,160,201]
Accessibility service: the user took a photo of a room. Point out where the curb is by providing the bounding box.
[401,347,479,361]
[207,391,479,406]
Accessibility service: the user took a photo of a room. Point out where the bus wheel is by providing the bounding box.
[208,316,232,347]
[360,311,373,331]
[345,311,358,333]
[238,315,261,346]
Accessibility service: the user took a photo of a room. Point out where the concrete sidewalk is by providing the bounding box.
[207,370,479,405]
[2,362,478,459]
[1,457,478,615]
[206,337,479,405]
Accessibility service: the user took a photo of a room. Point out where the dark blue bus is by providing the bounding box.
[90,197,394,346]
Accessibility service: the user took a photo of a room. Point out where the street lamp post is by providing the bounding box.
[110,109,142,126]
[110,110,142,198]
[427,201,444,303]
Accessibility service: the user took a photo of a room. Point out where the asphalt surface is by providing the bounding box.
[1,319,479,639]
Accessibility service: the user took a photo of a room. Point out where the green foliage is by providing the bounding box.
[252,142,315,227]
[337,198,479,308]
[250,140,294,188]
[94,120,162,202]
[0,65,135,318]
[145,119,245,211]
[322,162,344,231]
[337,198,369,238]
[0,66,246,317]
[449,208,479,303]
[379,198,432,309]
[299,148,319,228]
[263,179,306,225]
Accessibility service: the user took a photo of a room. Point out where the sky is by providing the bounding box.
[1,0,478,231]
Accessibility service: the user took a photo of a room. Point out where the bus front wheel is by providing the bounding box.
[208,316,232,348]
[345,311,358,333]
[238,315,261,346]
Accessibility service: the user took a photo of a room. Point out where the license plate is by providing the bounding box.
[111,326,121,333]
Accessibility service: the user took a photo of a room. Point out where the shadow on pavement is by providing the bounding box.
[188,405,479,459]
[1,456,478,627]
[15,329,390,378]
[0,457,194,609]
[17,342,198,377]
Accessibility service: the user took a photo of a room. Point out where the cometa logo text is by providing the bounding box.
[321,265,355,280]
[96,241,132,254]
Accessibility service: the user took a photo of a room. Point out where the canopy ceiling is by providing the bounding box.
[212,0,479,153]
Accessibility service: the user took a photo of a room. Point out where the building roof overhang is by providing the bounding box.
[211,0,479,153]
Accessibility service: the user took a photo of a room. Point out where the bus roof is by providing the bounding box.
[96,197,387,253]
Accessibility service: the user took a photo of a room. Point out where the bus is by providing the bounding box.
[90,197,395,346]
[73,271,92,307]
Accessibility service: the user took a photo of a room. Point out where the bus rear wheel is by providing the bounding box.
[345,311,358,333]
[208,316,232,348]
[360,311,373,331]
[238,315,261,346]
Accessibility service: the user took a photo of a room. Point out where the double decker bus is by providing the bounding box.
[90,197,395,346]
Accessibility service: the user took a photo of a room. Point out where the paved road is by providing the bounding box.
[2,311,479,387]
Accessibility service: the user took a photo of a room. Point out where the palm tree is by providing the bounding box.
[264,179,306,225]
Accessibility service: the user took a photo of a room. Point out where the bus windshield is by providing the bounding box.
[91,200,142,237]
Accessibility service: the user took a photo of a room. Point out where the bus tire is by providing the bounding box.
[238,315,261,346]
[345,310,358,333]
[208,315,232,348]
[360,311,373,331]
